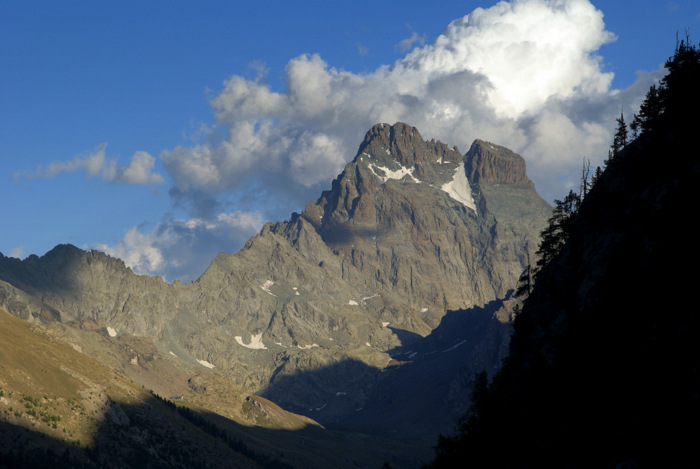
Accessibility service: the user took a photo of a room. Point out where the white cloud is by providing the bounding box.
[397,0,616,118]
[106,0,663,282]
[116,151,165,184]
[15,144,164,185]
[96,210,265,283]
[160,0,655,209]
[8,246,25,259]
[396,30,427,53]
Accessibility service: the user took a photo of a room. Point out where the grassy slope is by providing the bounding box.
[0,308,266,468]
[0,308,425,468]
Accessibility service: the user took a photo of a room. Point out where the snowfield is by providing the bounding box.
[441,163,477,212]
[235,332,268,350]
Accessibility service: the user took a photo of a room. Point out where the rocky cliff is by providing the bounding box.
[0,122,551,463]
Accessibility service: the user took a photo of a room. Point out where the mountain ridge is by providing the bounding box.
[1,122,551,467]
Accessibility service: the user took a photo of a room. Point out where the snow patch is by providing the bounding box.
[441,163,476,212]
[297,343,319,350]
[368,163,419,184]
[260,280,276,296]
[106,326,117,337]
[197,359,215,369]
[421,307,428,313]
[235,332,267,350]
[348,299,359,306]
[382,321,390,328]
[169,351,177,357]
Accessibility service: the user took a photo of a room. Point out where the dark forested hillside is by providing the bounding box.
[427,37,700,468]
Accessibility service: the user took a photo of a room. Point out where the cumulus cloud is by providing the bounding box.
[115,151,165,184]
[97,210,265,283]
[15,144,164,185]
[160,0,656,209]
[107,0,664,282]
[396,30,428,52]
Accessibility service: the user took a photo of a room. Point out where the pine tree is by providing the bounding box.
[630,84,662,137]
[590,165,603,188]
[534,190,579,276]
[631,33,699,138]
[515,264,533,299]
[608,111,628,162]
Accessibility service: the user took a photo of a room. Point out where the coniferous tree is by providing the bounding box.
[631,84,662,137]
[534,189,579,276]
[590,165,603,188]
[515,264,533,299]
[631,33,699,138]
[658,32,699,119]
[607,111,628,163]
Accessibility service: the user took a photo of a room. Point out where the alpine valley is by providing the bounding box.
[0,122,552,468]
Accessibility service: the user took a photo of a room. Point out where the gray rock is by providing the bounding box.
[0,122,551,433]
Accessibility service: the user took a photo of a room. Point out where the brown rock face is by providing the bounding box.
[357,122,462,168]
[466,139,532,186]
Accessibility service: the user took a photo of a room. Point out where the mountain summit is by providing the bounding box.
[1,122,551,466]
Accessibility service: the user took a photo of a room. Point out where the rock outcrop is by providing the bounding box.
[466,139,532,185]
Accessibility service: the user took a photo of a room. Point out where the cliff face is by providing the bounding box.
[0,245,176,335]
[0,122,551,435]
[466,139,532,186]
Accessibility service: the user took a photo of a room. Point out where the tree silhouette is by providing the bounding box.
[607,111,628,164]
[425,34,700,469]
[534,189,579,276]
[631,33,699,138]
[631,84,661,138]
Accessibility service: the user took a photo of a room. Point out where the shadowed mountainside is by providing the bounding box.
[425,37,700,469]
[0,307,427,469]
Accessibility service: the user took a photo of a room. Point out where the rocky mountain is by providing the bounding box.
[1,122,551,467]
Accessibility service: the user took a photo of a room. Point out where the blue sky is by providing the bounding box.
[2,0,698,282]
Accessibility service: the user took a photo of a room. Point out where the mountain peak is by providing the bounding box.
[356,122,462,167]
[0,121,552,467]
[466,139,532,186]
